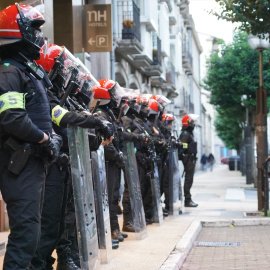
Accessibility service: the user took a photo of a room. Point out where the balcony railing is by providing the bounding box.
[152,33,162,65]
[182,40,193,74]
[179,89,190,113]
[117,1,141,41]
[166,61,176,86]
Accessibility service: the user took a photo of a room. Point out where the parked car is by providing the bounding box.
[221,157,228,164]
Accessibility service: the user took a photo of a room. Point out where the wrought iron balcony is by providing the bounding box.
[144,33,163,76]
[166,61,176,86]
[179,90,190,114]
[115,1,143,56]
[182,41,193,75]
[164,62,177,98]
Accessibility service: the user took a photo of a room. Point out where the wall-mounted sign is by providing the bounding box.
[84,4,112,52]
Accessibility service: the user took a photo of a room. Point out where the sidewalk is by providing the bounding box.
[0,164,263,269]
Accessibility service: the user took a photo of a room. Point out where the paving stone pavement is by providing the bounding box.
[0,164,264,269]
[182,225,270,270]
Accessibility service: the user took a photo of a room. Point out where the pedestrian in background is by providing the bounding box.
[200,153,207,171]
[208,153,215,171]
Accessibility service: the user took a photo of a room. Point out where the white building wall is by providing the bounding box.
[159,3,170,57]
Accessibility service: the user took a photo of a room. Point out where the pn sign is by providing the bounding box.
[85,4,112,52]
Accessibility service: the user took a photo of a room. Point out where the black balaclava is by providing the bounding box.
[0,40,44,61]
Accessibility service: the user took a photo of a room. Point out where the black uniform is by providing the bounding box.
[95,107,124,236]
[159,124,172,211]
[132,115,155,222]
[0,59,53,270]
[31,91,108,270]
[114,113,145,230]
[179,126,197,203]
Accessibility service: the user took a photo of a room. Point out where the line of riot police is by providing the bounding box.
[0,3,184,270]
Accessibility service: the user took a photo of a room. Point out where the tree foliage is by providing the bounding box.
[213,0,270,36]
[203,31,270,149]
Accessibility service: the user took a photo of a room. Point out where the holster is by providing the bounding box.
[5,137,32,175]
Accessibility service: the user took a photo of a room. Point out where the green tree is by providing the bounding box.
[213,0,270,36]
[203,31,270,149]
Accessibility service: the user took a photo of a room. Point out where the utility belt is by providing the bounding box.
[0,137,45,175]
[183,153,197,161]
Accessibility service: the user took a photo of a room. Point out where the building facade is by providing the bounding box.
[0,0,215,170]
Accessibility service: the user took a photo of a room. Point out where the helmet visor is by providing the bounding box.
[133,103,141,114]
[156,95,171,106]
[109,82,126,108]
[16,3,45,48]
[47,47,75,92]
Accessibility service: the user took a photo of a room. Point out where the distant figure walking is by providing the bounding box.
[200,154,208,171]
[208,153,215,171]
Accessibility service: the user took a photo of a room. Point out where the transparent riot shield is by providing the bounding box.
[68,126,99,270]
[168,147,181,215]
[123,142,147,240]
[91,146,112,264]
[150,158,163,224]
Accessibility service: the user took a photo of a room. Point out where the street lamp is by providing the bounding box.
[248,34,270,210]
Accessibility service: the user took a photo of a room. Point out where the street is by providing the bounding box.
[0,164,265,269]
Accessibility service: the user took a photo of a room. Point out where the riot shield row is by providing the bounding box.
[67,127,182,269]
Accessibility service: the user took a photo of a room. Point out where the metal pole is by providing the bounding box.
[234,159,237,171]
[110,0,116,81]
[256,50,268,210]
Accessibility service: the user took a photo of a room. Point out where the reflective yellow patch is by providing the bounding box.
[52,105,69,126]
[0,92,25,114]
[182,143,188,149]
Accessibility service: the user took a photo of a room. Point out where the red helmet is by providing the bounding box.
[152,95,171,106]
[36,43,63,72]
[0,4,45,48]
[162,113,175,122]
[99,79,115,90]
[91,84,111,107]
[182,114,198,126]
[92,79,125,108]
[148,99,159,115]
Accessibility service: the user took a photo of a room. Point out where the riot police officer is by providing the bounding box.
[91,80,127,242]
[30,44,113,270]
[179,114,199,207]
[0,4,62,270]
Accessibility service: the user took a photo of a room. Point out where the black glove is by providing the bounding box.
[57,153,70,168]
[137,133,147,143]
[95,118,114,139]
[42,134,62,165]
[116,151,125,170]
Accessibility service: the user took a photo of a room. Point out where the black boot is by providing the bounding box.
[56,252,80,270]
[70,250,80,268]
[112,239,119,244]
[185,200,198,207]
[122,222,135,232]
[163,208,169,217]
[112,241,119,249]
[121,232,128,238]
[111,229,124,242]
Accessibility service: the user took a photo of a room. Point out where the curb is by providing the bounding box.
[159,220,202,270]
[159,217,270,269]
